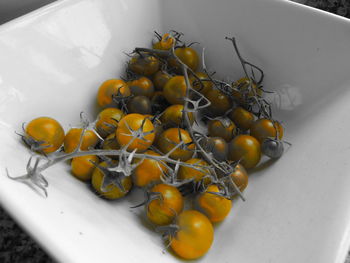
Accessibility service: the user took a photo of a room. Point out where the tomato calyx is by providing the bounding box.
[16,125,52,155]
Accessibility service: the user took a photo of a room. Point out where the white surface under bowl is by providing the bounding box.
[1,0,350,262]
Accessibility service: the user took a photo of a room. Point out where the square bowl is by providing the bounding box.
[1,0,350,262]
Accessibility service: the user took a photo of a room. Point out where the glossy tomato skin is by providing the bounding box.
[230,163,249,193]
[64,128,99,153]
[170,47,199,72]
[129,55,160,76]
[229,107,255,132]
[152,70,171,91]
[71,155,99,181]
[228,135,261,169]
[163,76,188,105]
[95,108,125,138]
[147,184,184,225]
[127,96,152,115]
[178,158,210,183]
[205,89,232,116]
[116,113,155,152]
[170,210,214,260]
[157,128,195,161]
[196,184,232,223]
[97,79,130,107]
[25,117,65,154]
[207,118,236,142]
[189,72,213,95]
[250,118,284,143]
[128,77,155,98]
[160,104,194,127]
[91,161,132,200]
[132,150,167,187]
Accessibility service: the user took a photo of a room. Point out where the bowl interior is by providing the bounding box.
[1,0,350,262]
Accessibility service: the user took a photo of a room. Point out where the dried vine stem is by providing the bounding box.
[8,35,265,202]
[133,38,245,201]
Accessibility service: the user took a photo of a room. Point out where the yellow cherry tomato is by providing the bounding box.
[97,79,130,107]
[157,128,195,161]
[206,89,232,116]
[147,183,184,225]
[189,72,213,94]
[178,158,210,183]
[169,47,199,72]
[207,118,237,142]
[229,107,255,131]
[232,77,262,104]
[196,184,232,223]
[25,117,65,154]
[160,104,194,127]
[170,210,214,260]
[128,76,155,98]
[91,161,132,200]
[71,155,99,181]
[163,76,188,105]
[64,128,99,153]
[230,163,248,193]
[95,107,125,138]
[116,113,155,152]
[228,135,261,169]
[129,55,160,76]
[250,118,284,143]
[152,70,171,91]
[153,33,175,50]
[132,150,167,187]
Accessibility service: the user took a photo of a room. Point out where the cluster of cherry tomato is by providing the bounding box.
[20,31,286,260]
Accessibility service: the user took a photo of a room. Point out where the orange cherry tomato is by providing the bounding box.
[228,135,261,169]
[229,107,255,131]
[95,108,125,138]
[170,210,214,260]
[64,128,99,153]
[178,158,210,183]
[207,118,237,142]
[91,161,132,200]
[152,70,171,91]
[205,89,232,116]
[129,54,160,76]
[97,79,130,107]
[128,76,155,98]
[163,76,188,105]
[169,47,199,72]
[116,113,155,152]
[157,128,195,161]
[71,155,99,181]
[196,184,232,223]
[250,118,284,143]
[230,163,248,193]
[160,104,194,127]
[25,117,65,154]
[146,183,184,225]
[132,150,167,187]
[189,72,213,94]
[153,33,175,50]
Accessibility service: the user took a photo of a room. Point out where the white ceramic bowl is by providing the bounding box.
[1,0,350,262]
